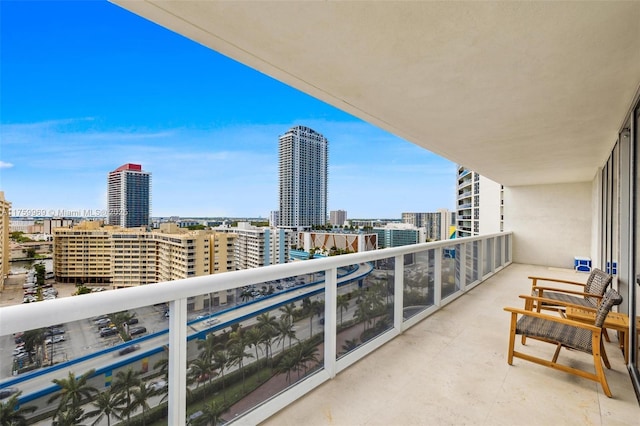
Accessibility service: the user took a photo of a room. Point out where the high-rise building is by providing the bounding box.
[278,125,328,229]
[402,209,454,241]
[269,210,279,228]
[107,163,151,228]
[0,192,11,291]
[329,210,347,227]
[456,166,503,237]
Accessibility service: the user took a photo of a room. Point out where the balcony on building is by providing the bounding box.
[2,1,639,425]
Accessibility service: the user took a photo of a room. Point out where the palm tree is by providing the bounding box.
[296,340,320,376]
[212,350,229,403]
[53,405,84,426]
[83,388,124,426]
[194,400,228,426]
[189,356,216,389]
[111,311,135,337]
[112,368,141,423]
[279,302,296,322]
[0,391,36,426]
[341,338,360,355]
[337,295,349,326]
[244,327,263,368]
[256,312,277,366]
[274,350,298,384]
[275,317,296,352]
[129,383,154,426]
[309,301,324,337]
[48,369,97,423]
[197,333,220,363]
[22,328,45,365]
[226,334,253,391]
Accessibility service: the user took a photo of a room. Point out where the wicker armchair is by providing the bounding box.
[504,287,623,397]
[527,268,612,313]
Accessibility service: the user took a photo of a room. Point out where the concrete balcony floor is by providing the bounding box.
[263,263,640,425]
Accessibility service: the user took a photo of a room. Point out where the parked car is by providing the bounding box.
[12,347,25,356]
[45,335,66,345]
[100,327,118,337]
[95,318,111,327]
[129,326,147,336]
[126,318,139,325]
[44,328,65,337]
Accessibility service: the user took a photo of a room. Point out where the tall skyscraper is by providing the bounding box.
[278,125,328,229]
[107,163,151,228]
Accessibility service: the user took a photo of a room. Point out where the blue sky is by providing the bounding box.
[0,1,455,219]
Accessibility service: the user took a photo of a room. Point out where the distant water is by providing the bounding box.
[10,259,53,274]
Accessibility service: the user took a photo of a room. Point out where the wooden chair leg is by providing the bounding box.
[600,339,611,369]
[593,334,612,397]
[552,343,563,363]
[507,313,517,365]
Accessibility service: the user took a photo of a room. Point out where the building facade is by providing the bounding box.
[215,222,291,270]
[53,222,236,305]
[107,163,151,228]
[329,210,347,227]
[278,125,328,229]
[402,209,454,241]
[373,223,425,248]
[297,231,376,254]
[456,166,503,238]
[0,192,10,291]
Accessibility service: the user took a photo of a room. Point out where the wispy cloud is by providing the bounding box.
[0,118,455,217]
[0,161,14,169]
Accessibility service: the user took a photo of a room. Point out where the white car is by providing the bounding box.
[149,380,167,391]
[205,318,220,326]
[45,335,65,345]
[12,347,25,356]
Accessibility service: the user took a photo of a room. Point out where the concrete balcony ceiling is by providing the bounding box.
[112,1,640,186]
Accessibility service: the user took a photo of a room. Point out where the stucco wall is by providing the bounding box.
[503,182,592,268]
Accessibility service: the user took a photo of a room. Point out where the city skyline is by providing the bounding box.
[0,1,456,219]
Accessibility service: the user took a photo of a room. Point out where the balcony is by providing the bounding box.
[2,234,638,425]
[264,262,640,425]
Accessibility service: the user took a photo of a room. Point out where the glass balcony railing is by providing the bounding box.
[0,233,511,425]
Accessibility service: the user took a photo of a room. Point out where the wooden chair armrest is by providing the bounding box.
[518,294,599,312]
[504,306,601,332]
[531,286,603,299]
[528,276,586,288]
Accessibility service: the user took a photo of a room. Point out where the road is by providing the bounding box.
[0,262,374,409]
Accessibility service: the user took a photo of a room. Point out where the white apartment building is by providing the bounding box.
[215,222,291,270]
[278,125,328,229]
[456,166,503,238]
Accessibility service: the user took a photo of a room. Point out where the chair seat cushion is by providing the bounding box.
[516,315,593,353]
